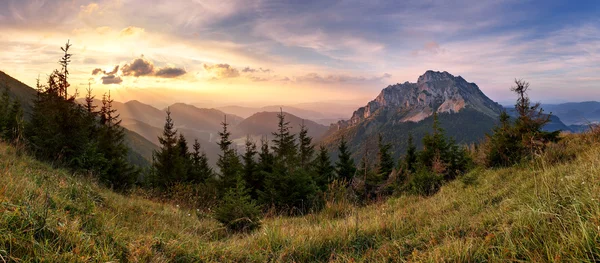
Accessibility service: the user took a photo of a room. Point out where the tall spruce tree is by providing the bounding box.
[313,145,334,191]
[98,92,137,189]
[0,84,10,137]
[257,136,274,176]
[376,134,394,180]
[189,139,213,183]
[403,133,417,173]
[25,41,89,167]
[242,136,261,199]
[260,113,318,214]
[335,136,356,182]
[419,112,450,169]
[298,121,315,170]
[217,115,242,191]
[152,108,186,188]
[271,109,297,169]
[176,133,192,181]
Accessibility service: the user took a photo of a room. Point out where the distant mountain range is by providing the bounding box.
[541,102,600,125]
[3,69,598,168]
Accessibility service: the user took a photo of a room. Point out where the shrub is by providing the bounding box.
[214,178,261,233]
[406,169,443,196]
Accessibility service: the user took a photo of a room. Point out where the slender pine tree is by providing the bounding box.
[335,136,356,182]
[217,115,242,191]
[298,121,315,170]
[313,145,334,191]
[189,139,213,183]
[242,136,261,199]
[152,108,186,188]
[376,134,394,180]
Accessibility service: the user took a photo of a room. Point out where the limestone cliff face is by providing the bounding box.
[338,70,503,129]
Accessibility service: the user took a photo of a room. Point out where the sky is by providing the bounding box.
[0,0,599,108]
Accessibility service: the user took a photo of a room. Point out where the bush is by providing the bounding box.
[406,169,443,196]
[214,178,261,233]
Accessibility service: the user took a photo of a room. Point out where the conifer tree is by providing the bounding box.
[25,41,88,166]
[335,136,356,182]
[257,136,274,176]
[0,85,10,136]
[152,108,185,188]
[189,139,213,183]
[298,121,315,170]
[260,113,318,214]
[313,145,334,191]
[214,177,261,232]
[486,111,521,167]
[419,112,450,169]
[376,134,394,180]
[511,80,560,153]
[84,83,96,114]
[271,109,297,168]
[217,115,242,191]
[403,133,417,173]
[176,133,192,181]
[3,99,23,142]
[242,136,261,198]
[98,91,137,189]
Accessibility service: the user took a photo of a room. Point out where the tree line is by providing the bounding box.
[1,41,137,190]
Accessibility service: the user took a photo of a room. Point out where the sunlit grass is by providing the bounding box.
[1,133,599,262]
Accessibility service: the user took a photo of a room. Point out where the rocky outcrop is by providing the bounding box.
[336,70,503,129]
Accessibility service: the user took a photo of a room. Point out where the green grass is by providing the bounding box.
[1,133,599,262]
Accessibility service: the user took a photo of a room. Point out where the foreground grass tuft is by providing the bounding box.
[1,133,599,262]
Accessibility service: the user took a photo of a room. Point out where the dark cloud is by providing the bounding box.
[92,65,119,75]
[203,63,240,79]
[101,75,123,85]
[122,58,155,77]
[92,57,186,80]
[241,67,256,73]
[155,67,187,78]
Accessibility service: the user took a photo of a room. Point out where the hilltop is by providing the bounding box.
[1,130,599,262]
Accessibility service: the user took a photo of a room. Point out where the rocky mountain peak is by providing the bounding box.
[417,70,456,84]
[335,70,503,129]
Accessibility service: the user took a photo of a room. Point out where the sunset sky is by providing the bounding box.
[1,0,599,107]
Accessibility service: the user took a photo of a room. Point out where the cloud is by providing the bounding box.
[80,3,100,15]
[155,67,187,78]
[203,63,240,79]
[241,67,271,73]
[295,73,391,84]
[412,41,445,56]
[101,75,123,85]
[122,58,155,77]
[120,26,144,37]
[92,58,186,82]
[92,65,119,75]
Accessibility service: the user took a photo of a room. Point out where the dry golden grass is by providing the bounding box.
[1,132,599,262]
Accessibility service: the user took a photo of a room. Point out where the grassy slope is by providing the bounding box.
[1,134,599,262]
